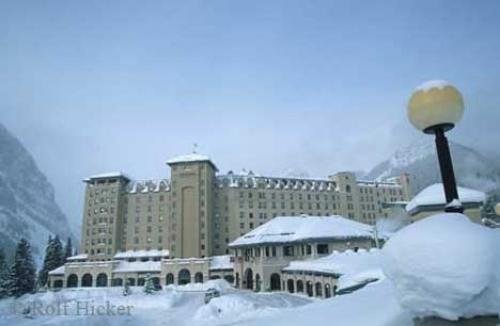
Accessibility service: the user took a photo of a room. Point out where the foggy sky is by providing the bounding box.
[1,0,500,234]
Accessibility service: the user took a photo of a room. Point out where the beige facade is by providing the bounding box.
[80,154,411,261]
[230,239,373,292]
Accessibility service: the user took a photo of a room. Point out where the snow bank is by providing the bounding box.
[382,213,500,320]
[194,292,312,324]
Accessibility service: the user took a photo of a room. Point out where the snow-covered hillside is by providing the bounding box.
[366,139,500,195]
[0,123,73,262]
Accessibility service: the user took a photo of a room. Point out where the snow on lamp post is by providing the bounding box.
[407,80,465,213]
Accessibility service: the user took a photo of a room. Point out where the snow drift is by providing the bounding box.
[382,213,500,320]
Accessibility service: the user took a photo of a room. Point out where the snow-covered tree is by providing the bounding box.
[143,274,155,294]
[0,248,10,298]
[8,238,36,297]
[38,235,65,287]
[64,237,73,262]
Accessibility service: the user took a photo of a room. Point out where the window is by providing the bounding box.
[317,244,329,255]
[283,246,294,257]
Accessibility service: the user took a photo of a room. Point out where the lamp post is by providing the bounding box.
[407,80,465,213]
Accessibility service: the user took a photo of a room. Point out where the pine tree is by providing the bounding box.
[38,235,65,287]
[8,238,36,297]
[52,236,64,267]
[64,237,73,262]
[0,248,10,298]
[143,274,155,294]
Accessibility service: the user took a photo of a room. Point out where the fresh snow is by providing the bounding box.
[113,249,170,260]
[283,248,383,289]
[382,213,500,320]
[415,79,453,92]
[66,254,88,261]
[229,215,374,247]
[166,153,212,165]
[84,171,130,181]
[406,183,486,212]
[209,255,232,270]
[113,261,161,273]
[0,280,312,326]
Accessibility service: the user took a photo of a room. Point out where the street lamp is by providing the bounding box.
[407,80,465,213]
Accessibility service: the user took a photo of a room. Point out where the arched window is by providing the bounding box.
[235,273,240,288]
[127,278,136,286]
[287,279,295,293]
[333,285,338,296]
[81,273,93,287]
[315,282,323,297]
[296,280,304,293]
[244,268,253,290]
[224,275,234,284]
[96,273,108,287]
[66,274,78,288]
[112,278,123,287]
[325,284,331,298]
[346,185,351,193]
[54,280,63,288]
[270,273,281,291]
[178,269,191,285]
[194,272,203,283]
[166,273,174,285]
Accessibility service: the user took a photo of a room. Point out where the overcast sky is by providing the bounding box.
[1,0,500,232]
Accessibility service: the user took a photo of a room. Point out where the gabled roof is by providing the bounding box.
[406,183,486,214]
[229,215,374,247]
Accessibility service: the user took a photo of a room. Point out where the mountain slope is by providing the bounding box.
[366,139,500,196]
[0,123,73,263]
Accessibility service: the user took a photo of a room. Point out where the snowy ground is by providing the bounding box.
[2,213,499,326]
[0,280,313,326]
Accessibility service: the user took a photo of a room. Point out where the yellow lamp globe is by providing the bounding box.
[407,80,465,133]
[495,203,500,216]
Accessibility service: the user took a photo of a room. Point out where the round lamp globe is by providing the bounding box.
[407,80,464,133]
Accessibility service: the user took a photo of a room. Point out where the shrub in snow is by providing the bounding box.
[382,213,500,320]
[143,274,155,294]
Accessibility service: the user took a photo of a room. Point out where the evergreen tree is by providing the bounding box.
[38,235,65,287]
[143,274,155,294]
[0,248,10,298]
[8,238,36,297]
[64,237,73,262]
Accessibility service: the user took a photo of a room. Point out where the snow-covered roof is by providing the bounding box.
[209,255,233,270]
[229,215,374,247]
[113,261,161,273]
[48,265,65,275]
[113,249,170,259]
[166,153,218,170]
[84,171,131,182]
[67,254,88,261]
[283,249,383,289]
[406,183,486,214]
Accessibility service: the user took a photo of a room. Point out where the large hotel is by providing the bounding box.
[80,153,411,261]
